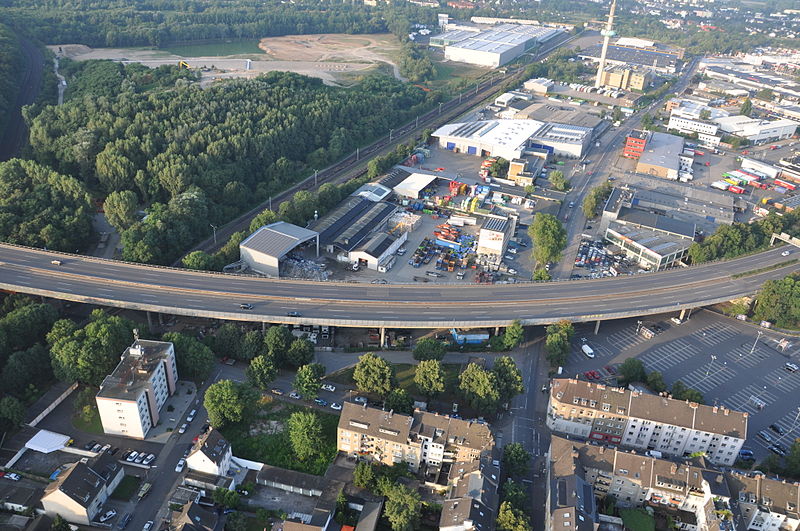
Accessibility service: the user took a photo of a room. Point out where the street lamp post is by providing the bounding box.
[745,330,763,357]
[706,355,717,376]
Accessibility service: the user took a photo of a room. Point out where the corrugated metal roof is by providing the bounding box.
[240,221,318,258]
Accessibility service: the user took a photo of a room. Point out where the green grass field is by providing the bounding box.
[71,409,104,435]
[111,475,141,501]
[621,509,655,531]
[222,401,338,476]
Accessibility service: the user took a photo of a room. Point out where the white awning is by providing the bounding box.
[25,430,70,453]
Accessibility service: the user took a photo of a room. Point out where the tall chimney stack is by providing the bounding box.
[595,0,618,89]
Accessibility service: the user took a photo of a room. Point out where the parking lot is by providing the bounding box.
[562,310,800,461]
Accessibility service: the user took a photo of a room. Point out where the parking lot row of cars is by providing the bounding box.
[269,384,343,411]
[573,240,632,278]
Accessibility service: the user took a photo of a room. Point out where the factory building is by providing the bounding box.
[239,222,319,278]
[579,40,682,74]
[713,115,799,145]
[598,65,652,91]
[433,119,592,161]
[476,216,515,261]
[310,196,397,255]
[441,23,562,67]
[625,131,692,181]
[702,64,800,101]
[606,223,692,270]
[348,231,408,272]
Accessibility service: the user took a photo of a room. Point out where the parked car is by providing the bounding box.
[4,473,20,481]
[99,509,117,523]
[314,398,328,407]
[110,447,119,456]
[271,388,285,396]
[785,362,799,373]
[142,453,156,466]
[118,513,133,529]
[143,520,155,531]
[321,384,336,392]
[353,396,368,404]
[175,459,186,473]
[186,409,196,422]
[770,424,785,435]
[91,443,102,453]
[101,443,112,453]
[84,440,97,450]
[757,430,773,443]
[289,391,301,399]
[122,450,133,460]
[330,403,343,411]
[134,453,146,464]
[179,423,188,434]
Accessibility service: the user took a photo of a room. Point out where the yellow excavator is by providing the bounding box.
[178,61,190,69]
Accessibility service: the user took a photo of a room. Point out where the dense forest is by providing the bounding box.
[0,0,435,47]
[0,23,24,130]
[21,67,433,261]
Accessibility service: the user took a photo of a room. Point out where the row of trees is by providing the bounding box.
[354,462,422,531]
[582,182,613,219]
[25,69,433,263]
[544,320,574,366]
[498,443,533,531]
[687,210,800,264]
[523,47,589,85]
[753,274,800,329]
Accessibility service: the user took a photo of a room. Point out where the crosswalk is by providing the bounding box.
[680,365,736,393]
[694,323,739,347]
[721,384,780,415]
[639,338,702,373]
[605,328,649,352]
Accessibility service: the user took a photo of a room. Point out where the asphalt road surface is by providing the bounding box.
[0,35,44,161]
[0,243,796,327]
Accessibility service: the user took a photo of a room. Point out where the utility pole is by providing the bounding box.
[210,224,218,245]
[390,129,394,141]
[439,102,443,114]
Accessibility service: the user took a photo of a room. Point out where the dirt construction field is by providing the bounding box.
[49,33,403,86]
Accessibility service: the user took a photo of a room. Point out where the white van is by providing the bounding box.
[646,450,662,458]
[581,344,595,358]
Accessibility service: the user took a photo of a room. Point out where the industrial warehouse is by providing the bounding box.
[578,37,685,74]
[431,22,563,67]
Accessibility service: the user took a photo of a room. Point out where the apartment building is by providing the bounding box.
[337,403,493,474]
[600,65,652,91]
[439,452,501,531]
[547,379,748,466]
[727,471,800,531]
[548,435,735,531]
[41,455,123,526]
[96,339,178,439]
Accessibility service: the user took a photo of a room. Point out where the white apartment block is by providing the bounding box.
[547,379,748,466]
[96,339,178,439]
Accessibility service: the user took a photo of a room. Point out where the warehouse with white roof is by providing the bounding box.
[442,23,562,67]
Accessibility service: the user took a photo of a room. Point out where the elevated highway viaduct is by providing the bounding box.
[0,244,796,337]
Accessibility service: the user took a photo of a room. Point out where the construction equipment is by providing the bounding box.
[178,61,191,69]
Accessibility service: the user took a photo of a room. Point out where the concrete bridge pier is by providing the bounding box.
[495,326,500,336]
[262,321,266,333]
[594,320,601,335]
[679,308,693,321]
[146,311,155,333]
[380,327,386,348]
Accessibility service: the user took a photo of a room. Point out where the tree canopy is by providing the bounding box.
[528,212,567,266]
[49,310,137,386]
[413,337,446,361]
[753,274,800,328]
[414,360,445,400]
[204,379,257,428]
[161,331,215,381]
[459,362,500,413]
[294,363,325,400]
[353,353,395,397]
[287,410,323,462]
[545,320,574,367]
[0,158,94,251]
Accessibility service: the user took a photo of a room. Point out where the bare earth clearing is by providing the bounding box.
[49,34,403,86]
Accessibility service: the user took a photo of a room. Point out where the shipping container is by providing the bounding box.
[729,185,746,194]
[711,181,730,191]
[775,179,797,191]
